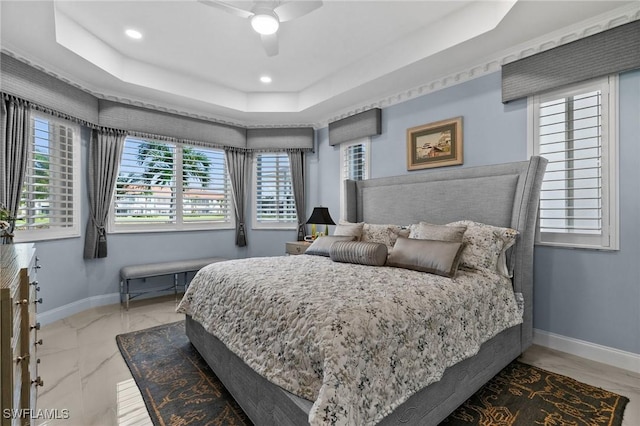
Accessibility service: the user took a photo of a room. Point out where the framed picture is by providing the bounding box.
[406,117,463,170]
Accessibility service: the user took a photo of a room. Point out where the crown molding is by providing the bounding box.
[316,4,640,129]
[3,4,639,131]
[1,47,315,130]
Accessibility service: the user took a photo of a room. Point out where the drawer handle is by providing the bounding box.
[31,377,43,387]
[34,298,43,304]
[31,322,41,331]
[15,355,29,363]
[35,339,43,346]
[30,280,39,286]
[15,299,28,305]
[35,257,42,269]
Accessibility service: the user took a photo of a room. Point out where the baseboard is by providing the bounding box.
[533,328,640,374]
[38,293,121,326]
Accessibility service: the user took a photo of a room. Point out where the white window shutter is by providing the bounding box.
[17,114,80,240]
[254,153,297,226]
[532,77,618,250]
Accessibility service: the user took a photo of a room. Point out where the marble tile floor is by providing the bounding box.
[35,296,639,426]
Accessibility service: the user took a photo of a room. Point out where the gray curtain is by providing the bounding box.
[1,95,31,219]
[225,149,250,247]
[288,151,305,241]
[83,128,126,259]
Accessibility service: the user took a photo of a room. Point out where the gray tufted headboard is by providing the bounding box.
[344,156,547,349]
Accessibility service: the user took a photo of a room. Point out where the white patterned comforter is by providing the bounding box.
[176,255,523,426]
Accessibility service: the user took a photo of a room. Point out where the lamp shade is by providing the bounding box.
[306,207,335,225]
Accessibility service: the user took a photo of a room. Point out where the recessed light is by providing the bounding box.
[260,75,272,84]
[125,29,143,40]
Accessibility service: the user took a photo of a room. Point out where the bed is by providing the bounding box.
[177,156,547,425]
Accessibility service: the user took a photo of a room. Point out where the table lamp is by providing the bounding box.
[306,207,335,239]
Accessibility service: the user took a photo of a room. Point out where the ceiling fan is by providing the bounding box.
[199,0,323,57]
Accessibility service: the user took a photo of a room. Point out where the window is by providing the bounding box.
[16,113,80,241]
[111,138,232,231]
[529,76,618,250]
[253,152,297,228]
[340,139,370,219]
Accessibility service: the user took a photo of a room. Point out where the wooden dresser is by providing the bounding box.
[1,244,42,426]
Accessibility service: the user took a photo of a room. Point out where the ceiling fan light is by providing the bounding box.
[251,14,279,35]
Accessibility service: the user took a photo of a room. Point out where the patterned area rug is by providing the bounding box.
[116,321,249,426]
[116,321,629,426]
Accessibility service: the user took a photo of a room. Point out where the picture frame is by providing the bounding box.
[406,116,463,170]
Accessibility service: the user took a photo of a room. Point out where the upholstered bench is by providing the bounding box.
[119,257,226,310]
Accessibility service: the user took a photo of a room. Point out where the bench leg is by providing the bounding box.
[125,279,130,311]
[174,273,178,298]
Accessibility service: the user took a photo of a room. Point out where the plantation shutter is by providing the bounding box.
[181,145,232,224]
[20,115,76,232]
[114,138,177,225]
[255,153,297,224]
[534,79,613,248]
[343,142,368,181]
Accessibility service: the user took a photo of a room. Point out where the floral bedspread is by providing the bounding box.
[176,255,523,426]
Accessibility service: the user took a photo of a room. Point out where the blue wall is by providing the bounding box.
[309,71,640,355]
[35,69,639,356]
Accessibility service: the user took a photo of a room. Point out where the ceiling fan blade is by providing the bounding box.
[274,1,322,22]
[198,0,253,19]
[261,33,279,57]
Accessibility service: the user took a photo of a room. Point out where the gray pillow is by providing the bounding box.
[329,241,388,266]
[387,237,465,278]
[408,222,467,242]
[305,235,356,257]
[334,221,364,240]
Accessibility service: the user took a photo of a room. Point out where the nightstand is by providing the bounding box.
[285,241,311,255]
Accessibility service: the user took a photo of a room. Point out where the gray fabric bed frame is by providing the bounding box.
[186,156,547,425]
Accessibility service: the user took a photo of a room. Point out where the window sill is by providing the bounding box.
[109,225,235,235]
[13,233,81,243]
[534,241,619,251]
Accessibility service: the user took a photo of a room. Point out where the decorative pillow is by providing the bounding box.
[329,241,388,266]
[387,237,465,278]
[334,221,364,240]
[446,220,518,276]
[362,223,409,252]
[408,222,467,242]
[305,235,356,257]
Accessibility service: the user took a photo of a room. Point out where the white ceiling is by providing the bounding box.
[1,1,638,127]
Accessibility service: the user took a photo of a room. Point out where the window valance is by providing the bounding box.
[1,54,99,125]
[246,127,314,152]
[328,108,381,146]
[502,19,640,103]
[97,100,246,150]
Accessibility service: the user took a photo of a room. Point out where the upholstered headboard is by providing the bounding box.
[344,156,547,349]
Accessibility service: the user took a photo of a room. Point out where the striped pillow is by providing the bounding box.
[329,241,388,266]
